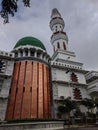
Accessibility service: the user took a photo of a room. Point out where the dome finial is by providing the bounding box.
[51,8,61,18]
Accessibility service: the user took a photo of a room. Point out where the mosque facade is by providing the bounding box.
[0,9,98,121]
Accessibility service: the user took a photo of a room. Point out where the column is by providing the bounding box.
[6,62,20,120]
[13,61,26,119]
[34,50,37,57]
[31,62,38,118]
[23,49,25,57]
[22,61,32,118]
[28,49,30,57]
[38,63,43,118]
[43,65,48,118]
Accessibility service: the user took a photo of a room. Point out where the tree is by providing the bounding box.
[0,0,30,24]
[57,105,66,119]
[57,97,78,119]
[94,98,98,114]
[81,98,95,113]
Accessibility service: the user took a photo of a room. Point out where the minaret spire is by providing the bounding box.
[50,8,68,52]
[51,8,61,18]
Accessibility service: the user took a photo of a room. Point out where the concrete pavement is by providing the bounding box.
[63,124,98,130]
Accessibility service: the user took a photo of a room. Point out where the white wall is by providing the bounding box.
[88,79,98,89]
[5,61,14,76]
[57,85,71,98]
[53,83,90,100]
[0,99,7,120]
[53,68,86,84]
[58,53,76,61]
[53,39,68,51]
[76,72,86,84]
[80,87,90,99]
[0,78,12,97]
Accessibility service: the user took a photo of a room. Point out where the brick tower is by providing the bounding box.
[6,36,51,120]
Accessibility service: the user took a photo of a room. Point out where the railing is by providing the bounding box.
[85,71,98,80]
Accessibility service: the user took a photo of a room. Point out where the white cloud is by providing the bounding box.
[0,0,98,71]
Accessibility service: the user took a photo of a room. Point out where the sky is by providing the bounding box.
[0,0,98,71]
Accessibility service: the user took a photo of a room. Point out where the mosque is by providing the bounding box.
[0,8,98,121]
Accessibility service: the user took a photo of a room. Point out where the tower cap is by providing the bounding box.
[51,8,61,19]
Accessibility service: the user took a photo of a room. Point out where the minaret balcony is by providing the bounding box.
[51,31,68,43]
[50,17,65,30]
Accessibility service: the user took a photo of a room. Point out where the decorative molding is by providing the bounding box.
[52,80,87,87]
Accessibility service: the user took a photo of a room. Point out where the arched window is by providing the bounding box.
[42,54,44,59]
[15,52,18,57]
[71,73,78,82]
[0,79,3,92]
[73,88,82,100]
[57,42,60,49]
[25,50,28,56]
[20,50,23,57]
[30,50,34,56]
[37,52,40,58]
[55,25,57,32]
[63,42,66,50]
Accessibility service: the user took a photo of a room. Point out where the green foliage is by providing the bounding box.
[57,98,78,119]
[87,112,96,118]
[58,98,78,113]
[0,0,30,24]
[74,108,83,117]
[58,105,66,113]
[81,98,95,111]
[95,98,98,108]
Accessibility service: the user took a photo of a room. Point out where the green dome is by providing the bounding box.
[14,36,46,50]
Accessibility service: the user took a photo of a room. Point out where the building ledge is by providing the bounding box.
[52,80,87,87]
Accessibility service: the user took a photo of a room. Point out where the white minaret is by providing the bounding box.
[50,8,68,52]
[50,9,91,119]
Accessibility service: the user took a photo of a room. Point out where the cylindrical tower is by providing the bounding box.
[6,36,51,120]
[50,8,68,52]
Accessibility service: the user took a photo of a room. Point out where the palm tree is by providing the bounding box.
[57,105,66,119]
[57,97,78,119]
[81,98,95,113]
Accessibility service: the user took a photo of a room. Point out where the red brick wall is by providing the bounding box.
[6,61,51,120]
[38,63,43,118]
[6,62,20,120]
[31,62,38,118]
[47,67,51,118]
[14,61,26,119]
[43,65,48,118]
[22,61,32,119]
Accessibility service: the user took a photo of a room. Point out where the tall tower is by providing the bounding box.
[50,9,90,118]
[6,36,51,120]
[50,8,68,52]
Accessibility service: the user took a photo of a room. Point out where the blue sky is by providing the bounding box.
[0,0,98,70]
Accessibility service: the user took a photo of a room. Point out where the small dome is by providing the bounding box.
[14,36,46,50]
